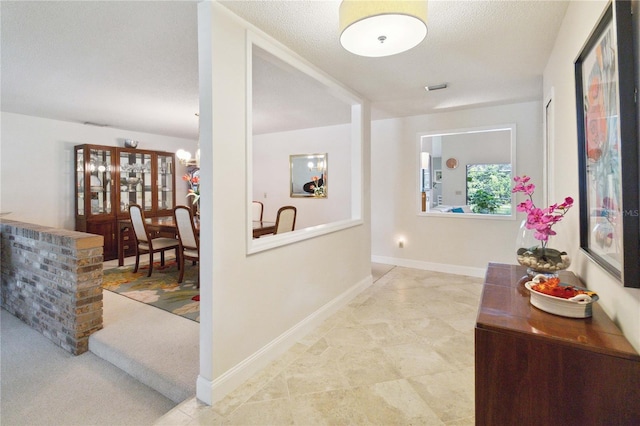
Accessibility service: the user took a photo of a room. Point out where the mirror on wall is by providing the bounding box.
[290,154,327,198]
[418,124,516,219]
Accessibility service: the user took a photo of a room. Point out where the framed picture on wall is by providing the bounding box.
[574,0,639,287]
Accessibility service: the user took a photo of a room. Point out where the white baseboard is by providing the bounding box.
[196,273,373,405]
[371,255,486,278]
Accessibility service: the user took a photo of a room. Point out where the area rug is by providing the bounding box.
[102,261,199,322]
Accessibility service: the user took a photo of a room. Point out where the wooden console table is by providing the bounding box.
[475,263,640,425]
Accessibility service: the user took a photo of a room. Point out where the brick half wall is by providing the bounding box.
[1,219,104,355]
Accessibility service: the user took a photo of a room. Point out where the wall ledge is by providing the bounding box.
[1,219,104,354]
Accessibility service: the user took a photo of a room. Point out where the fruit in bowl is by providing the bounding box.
[525,274,598,318]
[529,275,596,299]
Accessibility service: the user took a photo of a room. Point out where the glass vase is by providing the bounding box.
[516,220,571,276]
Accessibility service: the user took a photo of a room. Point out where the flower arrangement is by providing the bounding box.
[310,175,325,197]
[182,173,200,204]
[513,175,574,247]
[513,175,574,273]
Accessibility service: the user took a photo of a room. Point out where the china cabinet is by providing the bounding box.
[75,144,175,260]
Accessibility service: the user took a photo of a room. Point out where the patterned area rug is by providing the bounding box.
[102,261,199,322]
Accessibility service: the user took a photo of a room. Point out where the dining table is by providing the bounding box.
[117,217,276,266]
[252,220,276,238]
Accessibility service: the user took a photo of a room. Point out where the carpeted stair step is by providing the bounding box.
[89,291,199,404]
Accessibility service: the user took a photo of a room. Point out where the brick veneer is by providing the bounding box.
[0,219,104,355]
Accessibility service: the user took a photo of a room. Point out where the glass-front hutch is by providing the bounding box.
[75,144,175,261]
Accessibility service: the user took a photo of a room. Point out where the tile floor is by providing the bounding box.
[156,266,483,425]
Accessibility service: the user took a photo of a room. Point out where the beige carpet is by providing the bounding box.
[0,307,176,426]
[89,290,199,403]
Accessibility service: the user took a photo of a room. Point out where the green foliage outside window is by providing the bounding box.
[466,164,512,214]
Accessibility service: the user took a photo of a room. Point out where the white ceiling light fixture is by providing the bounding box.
[339,0,428,57]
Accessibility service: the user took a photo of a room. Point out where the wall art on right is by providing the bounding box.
[575,0,639,287]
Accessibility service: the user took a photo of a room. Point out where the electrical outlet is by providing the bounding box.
[264,192,267,198]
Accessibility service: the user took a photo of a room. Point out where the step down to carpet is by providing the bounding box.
[90,291,199,404]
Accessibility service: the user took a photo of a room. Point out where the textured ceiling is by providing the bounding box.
[1,1,200,139]
[1,1,569,140]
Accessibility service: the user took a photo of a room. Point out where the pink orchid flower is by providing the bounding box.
[512,176,573,247]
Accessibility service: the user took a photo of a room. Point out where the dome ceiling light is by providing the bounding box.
[339,0,428,57]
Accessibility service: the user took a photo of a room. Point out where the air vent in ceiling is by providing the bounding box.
[424,83,448,92]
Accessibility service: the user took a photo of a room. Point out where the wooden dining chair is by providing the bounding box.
[252,201,264,222]
[173,205,200,285]
[129,204,180,277]
[274,205,297,234]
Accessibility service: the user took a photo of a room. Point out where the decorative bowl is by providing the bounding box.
[524,275,598,318]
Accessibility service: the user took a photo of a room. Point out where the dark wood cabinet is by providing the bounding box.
[74,144,175,261]
[85,220,117,261]
[119,225,136,259]
[475,263,640,425]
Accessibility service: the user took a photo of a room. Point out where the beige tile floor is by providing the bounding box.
[157,266,483,425]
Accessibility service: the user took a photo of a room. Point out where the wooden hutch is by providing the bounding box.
[74,144,176,261]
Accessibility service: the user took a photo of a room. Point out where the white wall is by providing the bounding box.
[197,2,371,404]
[253,123,351,229]
[0,112,197,229]
[371,101,542,276]
[543,0,640,352]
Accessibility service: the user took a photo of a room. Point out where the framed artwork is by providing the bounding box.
[575,0,639,287]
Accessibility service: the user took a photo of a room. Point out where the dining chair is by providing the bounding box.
[129,204,180,277]
[274,205,297,234]
[252,201,264,222]
[173,205,200,285]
